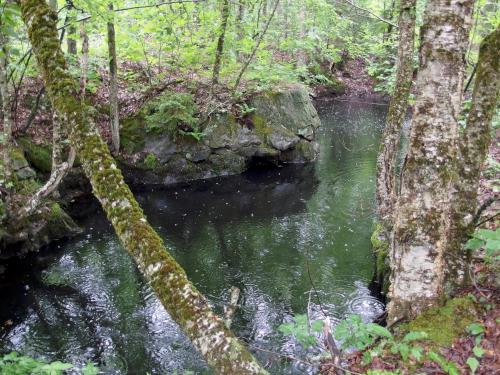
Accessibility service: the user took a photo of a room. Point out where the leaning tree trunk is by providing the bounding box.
[19,1,267,374]
[107,3,120,153]
[212,0,230,85]
[375,0,416,226]
[456,26,500,233]
[387,0,474,324]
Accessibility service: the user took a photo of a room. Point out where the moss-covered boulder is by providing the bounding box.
[1,201,81,259]
[17,137,53,174]
[0,151,82,259]
[11,147,37,181]
[249,86,321,141]
[119,85,321,186]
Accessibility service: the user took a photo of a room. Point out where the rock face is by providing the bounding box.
[120,85,321,185]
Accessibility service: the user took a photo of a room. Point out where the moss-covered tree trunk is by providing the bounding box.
[456,26,500,233]
[212,0,230,85]
[387,0,474,323]
[19,1,267,374]
[375,0,416,225]
[107,2,120,153]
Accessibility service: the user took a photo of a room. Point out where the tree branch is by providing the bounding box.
[339,0,398,28]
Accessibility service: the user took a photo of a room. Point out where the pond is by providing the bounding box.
[0,99,388,374]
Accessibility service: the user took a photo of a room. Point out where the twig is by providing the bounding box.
[464,63,477,93]
[473,196,498,225]
[305,248,329,318]
[339,0,398,28]
[476,212,500,228]
[468,264,488,299]
[115,0,202,12]
[16,87,45,134]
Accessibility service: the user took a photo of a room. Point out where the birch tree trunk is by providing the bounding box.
[375,0,416,225]
[212,0,230,85]
[107,3,120,153]
[19,1,267,373]
[456,26,500,232]
[387,0,474,324]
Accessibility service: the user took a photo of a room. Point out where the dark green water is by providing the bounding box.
[0,100,387,374]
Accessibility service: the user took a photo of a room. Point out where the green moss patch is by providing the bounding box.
[18,137,53,174]
[121,116,147,154]
[402,297,478,346]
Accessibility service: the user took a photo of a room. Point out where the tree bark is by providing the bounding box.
[19,1,267,373]
[387,0,474,324]
[456,26,500,233]
[80,20,89,101]
[107,2,120,153]
[0,28,13,192]
[66,0,77,55]
[375,0,416,225]
[212,0,230,85]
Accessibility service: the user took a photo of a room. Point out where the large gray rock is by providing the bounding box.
[249,86,321,141]
[119,85,321,186]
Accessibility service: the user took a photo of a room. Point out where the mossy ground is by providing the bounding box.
[399,297,478,347]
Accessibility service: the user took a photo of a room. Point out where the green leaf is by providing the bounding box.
[485,239,500,252]
[466,357,479,374]
[82,362,100,375]
[467,323,485,335]
[398,343,410,361]
[403,331,428,342]
[476,229,499,240]
[367,324,393,339]
[410,346,424,362]
[472,346,485,358]
[465,238,484,250]
[362,350,374,365]
[278,322,294,335]
[311,319,323,333]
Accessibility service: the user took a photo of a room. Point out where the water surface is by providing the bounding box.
[1,100,387,374]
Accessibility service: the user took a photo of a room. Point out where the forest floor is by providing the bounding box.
[13,57,382,147]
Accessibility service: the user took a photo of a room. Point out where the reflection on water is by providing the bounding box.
[0,100,387,374]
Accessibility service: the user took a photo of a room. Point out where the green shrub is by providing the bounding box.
[144,153,160,169]
[0,352,99,375]
[144,92,199,137]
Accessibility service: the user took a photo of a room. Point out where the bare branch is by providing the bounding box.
[339,0,398,28]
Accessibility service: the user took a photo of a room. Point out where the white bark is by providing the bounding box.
[387,0,474,323]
